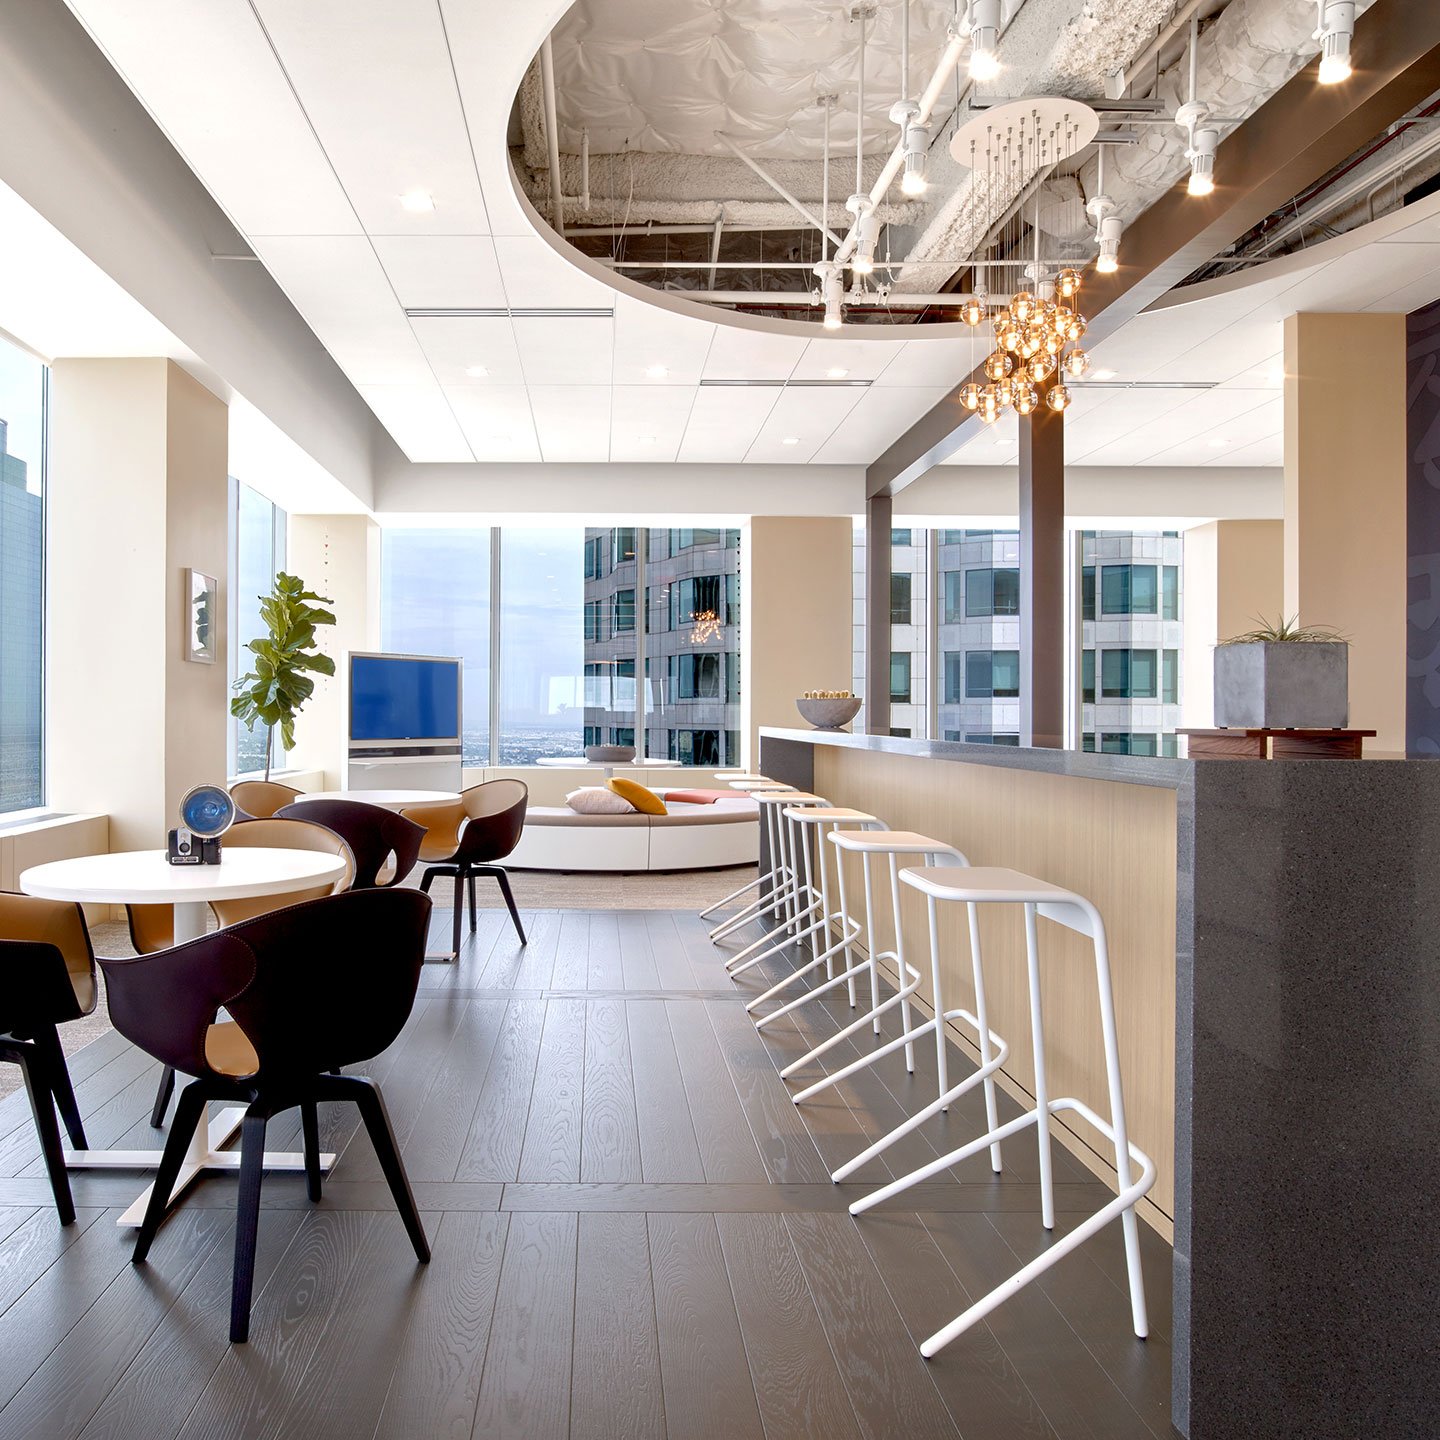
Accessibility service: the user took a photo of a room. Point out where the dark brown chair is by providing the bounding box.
[274,800,424,890]
[229,779,302,820]
[403,779,528,955]
[98,887,433,1342]
[0,893,98,1225]
[132,817,356,1127]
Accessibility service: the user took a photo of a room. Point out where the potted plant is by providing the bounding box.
[1214,615,1348,729]
[230,572,337,780]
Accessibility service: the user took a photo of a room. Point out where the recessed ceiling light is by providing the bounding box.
[465,365,489,379]
[400,190,435,213]
[782,436,800,446]
[1093,368,1116,380]
[645,364,668,379]
[826,366,849,379]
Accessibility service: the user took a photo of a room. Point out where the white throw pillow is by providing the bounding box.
[565,786,636,815]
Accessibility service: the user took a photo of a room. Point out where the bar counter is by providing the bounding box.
[758,726,1440,1440]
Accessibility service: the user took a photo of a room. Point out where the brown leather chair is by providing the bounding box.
[275,799,424,891]
[99,887,432,1342]
[131,817,356,1126]
[403,779,528,955]
[229,779,303,820]
[0,893,98,1224]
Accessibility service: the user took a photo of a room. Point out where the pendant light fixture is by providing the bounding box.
[1315,0,1356,84]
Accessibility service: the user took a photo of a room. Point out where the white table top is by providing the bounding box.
[534,757,682,768]
[19,848,348,906]
[289,789,461,811]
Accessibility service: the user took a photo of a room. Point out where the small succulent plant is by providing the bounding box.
[1218,615,1347,646]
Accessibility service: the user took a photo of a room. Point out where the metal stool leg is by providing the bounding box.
[1024,902,1056,1231]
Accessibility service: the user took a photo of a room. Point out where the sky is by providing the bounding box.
[0,335,45,492]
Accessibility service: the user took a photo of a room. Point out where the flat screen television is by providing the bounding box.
[348,652,462,748]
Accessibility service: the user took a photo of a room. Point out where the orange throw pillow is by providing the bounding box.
[607,777,668,815]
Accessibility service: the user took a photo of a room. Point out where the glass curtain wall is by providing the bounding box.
[0,339,46,813]
[227,480,288,775]
[381,525,741,767]
[380,527,491,766]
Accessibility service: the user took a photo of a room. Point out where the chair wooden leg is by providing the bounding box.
[230,1111,269,1344]
[11,1043,75,1226]
[451,873,464,958]
[301,1098,322,1202]
[467,872,478,932]
[31,1025,87,1149]
[150,1065,176,1128]
[133,1082,208,1263]
[349,1078,430,1264]
[493,869,526,946]
[418,869,436,894]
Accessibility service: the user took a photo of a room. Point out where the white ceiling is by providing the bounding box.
[54,0,1440,481]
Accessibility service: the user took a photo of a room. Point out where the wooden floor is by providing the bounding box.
[0,905,1177,1440]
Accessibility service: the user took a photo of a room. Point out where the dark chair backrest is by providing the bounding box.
[455,779,528,865]
[275,800,424,890]
[98,888,432,1082]
[0,893,96,1033]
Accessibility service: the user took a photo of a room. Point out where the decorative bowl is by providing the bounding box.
[585,744,636,763]
[795,697,862,730]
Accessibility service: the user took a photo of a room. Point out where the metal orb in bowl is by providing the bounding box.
[795,696,862,730]
[585,744,636,763]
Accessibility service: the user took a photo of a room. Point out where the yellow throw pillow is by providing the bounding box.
[607,777,668,816]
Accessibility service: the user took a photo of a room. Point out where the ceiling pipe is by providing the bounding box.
[601,257,1077,270]
[707,216,723,291]
[1111,0,1211,100]
[679,289,1010,305]
[714,132,847,249]
[539,37,565,233]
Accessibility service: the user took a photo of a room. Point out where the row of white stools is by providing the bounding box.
[705,769,1155,1359]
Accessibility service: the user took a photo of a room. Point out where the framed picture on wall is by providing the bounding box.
[186,568,217,664]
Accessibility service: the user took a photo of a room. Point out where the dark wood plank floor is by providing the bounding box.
[0,905,1177,1440]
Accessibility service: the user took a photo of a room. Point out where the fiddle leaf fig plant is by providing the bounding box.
[230,572,336,781]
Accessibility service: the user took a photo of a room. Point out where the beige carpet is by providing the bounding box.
[0,866,758,1103]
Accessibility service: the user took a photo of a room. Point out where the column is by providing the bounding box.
[742,516,852,769]
[286,514,382,787]
[1406,299,1440,754]
[1019,389,1065,747]
[47,359,229,850]
[864,493,892,734]
[1284,312,1406,750]
[1181,520,1284,729]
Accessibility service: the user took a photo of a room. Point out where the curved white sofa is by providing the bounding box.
[507,797,759,873]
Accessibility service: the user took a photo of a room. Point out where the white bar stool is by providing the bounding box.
[721,791,831,974]
[746,807,882,1024]
[789,832,1008,1193]
[707,783,798,940]
[851,865,1155,1358]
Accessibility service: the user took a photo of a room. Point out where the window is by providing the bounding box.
[0,340,46,813]
[1101,649,1158,699]
[1101,563,1158,615]
[1082,565,1095,621]
[1161,733,1178,758]
[966,567,1020,617]
[671,728,721,766]
[943,650,964,704]
[890,652,911,703]
[966,733,1020,746]
[890,528,913,546]
[1082,649,1095,704]
[609,727,635,747]
[890,572,912,624]
[942,570,965,623]
[381,527,490,767]
[937,529,968,545]
[669,527,722,552]
[612,588,635,635]
[230,481,288,776]
[1162,565,1179,621]
[943,729,962,741]
[1101,732,1158,756]
[672,574,732,630]
[674,652,721,699]
[966,650,1020,699]
[1163,649,1178,705]
[611,528,637,568]
[583,535,605,580]
[889,727,912,738]
[584,600,603,643]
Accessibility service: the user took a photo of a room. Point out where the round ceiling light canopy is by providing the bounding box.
[949,96,1100,171]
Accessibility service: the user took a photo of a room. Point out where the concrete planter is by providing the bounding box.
[1214,642,1349,728]
[796,696,862,730]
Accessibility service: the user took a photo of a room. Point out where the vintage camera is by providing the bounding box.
[165,784,235,866]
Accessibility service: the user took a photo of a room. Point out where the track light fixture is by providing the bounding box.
[901,121,931,196]
[966,0,1002,82]
[814,262,845,329]
[1315,0,1355,83]
[847,195,879,274]
[1176,102,1218,196]
[1086,148,1122,274]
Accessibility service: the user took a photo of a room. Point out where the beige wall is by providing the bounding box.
[47,359,228,850]
[1284,313,1407,750]
[285,514,382,787]
[1182,520,1284,728]
[743,517,852,769]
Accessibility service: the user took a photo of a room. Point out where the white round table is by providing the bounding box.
[19,846,349,1226]
[535,756,683,781]
[288,788,461,813]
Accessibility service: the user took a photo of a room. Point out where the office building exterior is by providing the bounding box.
[0,419,43,811]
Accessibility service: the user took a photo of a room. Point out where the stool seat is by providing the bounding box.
[753,790,824,805]
[716,772,768,781]
[785,806,874,824]
[829,829,964,856]
[902,866,1074,903]
[729,779,792,791]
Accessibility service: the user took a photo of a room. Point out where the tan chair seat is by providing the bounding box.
[203,1021,260,1078]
